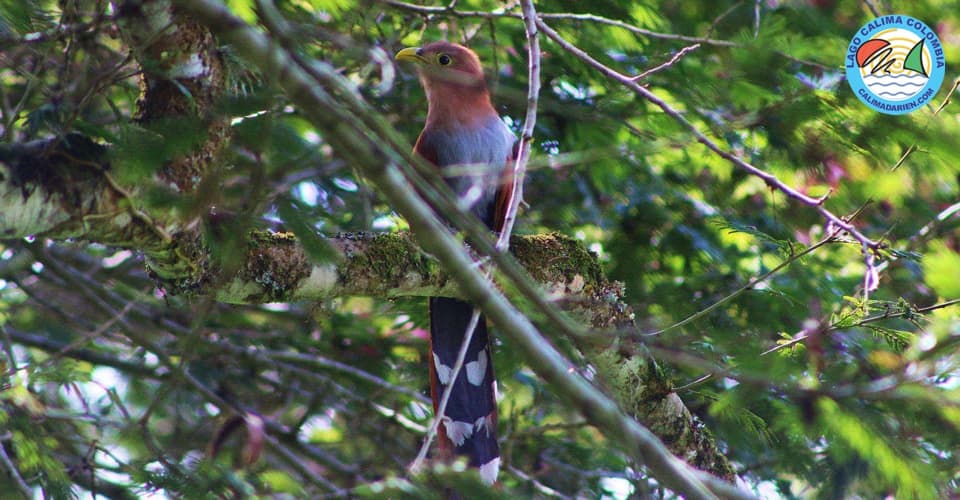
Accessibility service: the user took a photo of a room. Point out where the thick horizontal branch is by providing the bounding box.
[216,230,609,304]
[0,135,612,308]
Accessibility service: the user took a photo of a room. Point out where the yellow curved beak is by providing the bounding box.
[395,47,427,64]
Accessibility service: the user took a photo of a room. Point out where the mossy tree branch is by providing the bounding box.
[214,231,609,304]
[0,144,606,305]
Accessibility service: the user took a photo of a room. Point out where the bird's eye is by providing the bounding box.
[437,54,452,66]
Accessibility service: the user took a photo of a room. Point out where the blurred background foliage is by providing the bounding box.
[1,0,960,498]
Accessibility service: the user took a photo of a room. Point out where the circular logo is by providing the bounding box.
[846,15,946,115]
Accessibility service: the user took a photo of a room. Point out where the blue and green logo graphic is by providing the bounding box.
[846,15,946,115]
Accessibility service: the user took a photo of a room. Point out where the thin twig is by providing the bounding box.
[383,0,736,47]
[674,293,960,395]
[508,465,573,499]
[857,298,960,326]
[0,434,32,498]
[759,298,960,358]
[4,328,160,378]
[872,199,960,277]
[632,44,700,81]
[705,1,744,38]
[265,434,346,494]
[0,323,19,373]
[753,0,761,38]
[891,77,960,171]
[647,228,842,336]
[408,310,482,472]
[494,0,540,252]
[260,349,430,403]
[383,0,832,70]
[909,200,960,244]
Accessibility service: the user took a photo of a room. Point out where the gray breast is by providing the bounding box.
[426,118,515,224]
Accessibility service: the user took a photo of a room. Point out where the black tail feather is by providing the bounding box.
[429,297,500,480]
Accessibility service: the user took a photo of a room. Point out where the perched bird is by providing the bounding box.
[396,41,516,485]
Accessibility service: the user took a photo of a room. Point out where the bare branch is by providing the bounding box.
[632,44,700,81]
[495,0,540,252]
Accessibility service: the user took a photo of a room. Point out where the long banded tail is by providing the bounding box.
[428,296,500,484]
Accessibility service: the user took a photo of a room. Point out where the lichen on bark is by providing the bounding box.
[114,0,231,191]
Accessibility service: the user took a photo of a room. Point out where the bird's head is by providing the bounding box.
[395,41,487,92]
[396,42,498,128]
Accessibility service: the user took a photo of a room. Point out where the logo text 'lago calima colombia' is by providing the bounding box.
[846,15,946,115]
